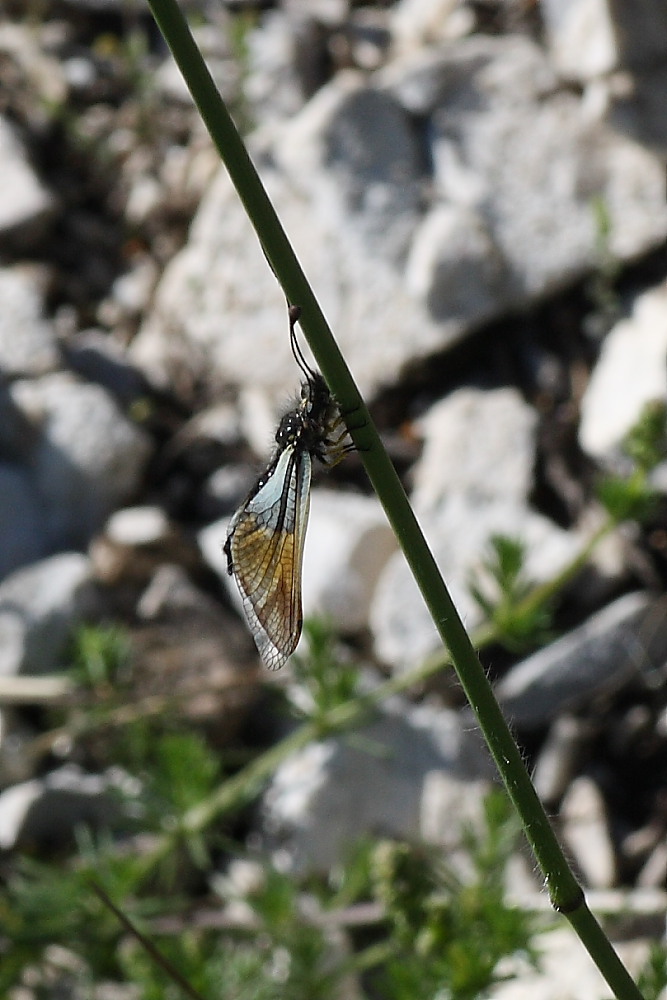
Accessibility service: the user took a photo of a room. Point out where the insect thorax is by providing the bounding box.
[274,374,339,460]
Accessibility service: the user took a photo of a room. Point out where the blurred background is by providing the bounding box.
[3,1,667,998]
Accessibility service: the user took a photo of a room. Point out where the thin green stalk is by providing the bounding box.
[513,517,615,625]
[144,2,644,997]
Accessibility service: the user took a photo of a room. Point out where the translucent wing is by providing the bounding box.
[225,446,312,670]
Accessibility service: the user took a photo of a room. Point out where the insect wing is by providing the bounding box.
[226,446,312,670]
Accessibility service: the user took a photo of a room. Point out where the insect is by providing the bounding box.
[224,306,351,670]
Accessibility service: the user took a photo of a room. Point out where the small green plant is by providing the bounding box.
[0,727,224,993]
[597,400,667,525]
[227,9,259,134]
[597,471,658,525]
[238,867,345,1000]
[623,400,667,475]
[368,790,537,1000]
[69,623,132,690]
[586,195,621,338]
[290,617,362,717]
[0,774,543,999]
[468,535,555,652]
[0,844,146,993]
[635,942,667,1000]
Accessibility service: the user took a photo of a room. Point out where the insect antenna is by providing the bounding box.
[288,305,318,383]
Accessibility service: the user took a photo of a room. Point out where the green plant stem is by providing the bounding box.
[512,517,615,625]
[144,3,643,997]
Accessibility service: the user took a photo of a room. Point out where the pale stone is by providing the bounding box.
[579,281,667,458]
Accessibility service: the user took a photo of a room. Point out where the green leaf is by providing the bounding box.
[468,535,555,652]
[597,471,658,524]
[623,400,667,473]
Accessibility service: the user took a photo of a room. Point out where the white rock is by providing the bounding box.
[405,203,507,327]
[382,33,558,118]
[0,765,123,850]
[198,518,229,582]
[579,281,667,458]
[371,388,581,669]
[155,22,240,109]
[434,89,661,296]
[0,553,99,677]
[637,841,667,889]
[11,373,152,547]
[387,34,667,288]
[532,715,591,806]
[0,777,44,849]
[390,0,474,53]
[126,80,426,397]
[124,173,163,226]
[261,699,493,874]
[133,74,430,399]
[0,24,67,117]
[99,254,158,324]
[300,490,396,632]
[494,592,664,730]
[63,55,97,92]
[560,776,616,888]
[542,0,618,80]
[0,267,59,377]
[412,387,537,507]
[244,11,308,122]
[544,0,667,83]
[105,506,171,548]
[134,32,667,408]
[0,118,54,250]
[373,501,579,669]
[420,768,493,848]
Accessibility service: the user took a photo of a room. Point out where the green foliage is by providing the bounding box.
[636,942,667,1000]
[597,408,662,525]
[623,400,667,474]
[227,9,259,133]
[597,400,667,525]
[148,732,222,818]
[107,721,224,869]
[1,776,542,999]
[370,790,537,1000]
[597,471,658,524]
[468,535,554,651]
[229,9,257,69]
[209,864,348,1000]
[290,617,362,717]
[120,934,278,1000]
[0,845,146,992]
[586,195,621,337]
[69,623,132,690]
[246,870,343,1000]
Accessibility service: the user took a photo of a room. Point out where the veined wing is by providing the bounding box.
[226,446,312,670]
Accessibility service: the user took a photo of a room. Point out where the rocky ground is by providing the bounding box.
[3,0,667,997]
